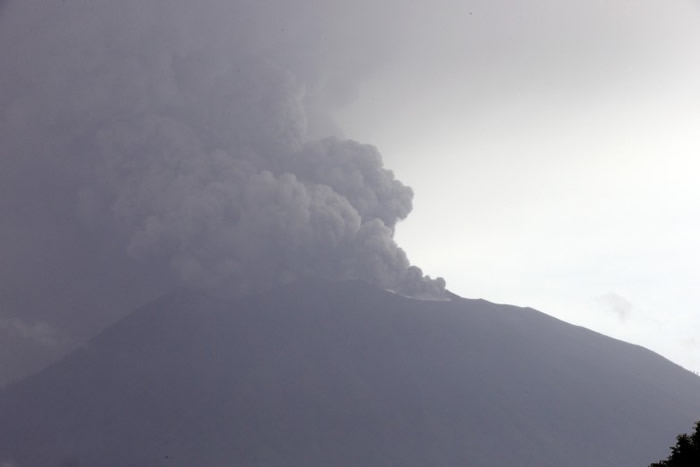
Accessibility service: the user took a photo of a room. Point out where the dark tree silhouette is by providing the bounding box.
[649,421,700,466]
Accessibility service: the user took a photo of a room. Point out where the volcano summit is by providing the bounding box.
[1,281,698,466]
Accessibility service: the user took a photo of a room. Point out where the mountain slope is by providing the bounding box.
[1,281,699,466]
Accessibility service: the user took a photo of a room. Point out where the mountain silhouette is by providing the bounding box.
[1,280,699,466]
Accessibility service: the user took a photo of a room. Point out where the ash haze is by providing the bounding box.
[0,0,446,386]
[0,0,697,387]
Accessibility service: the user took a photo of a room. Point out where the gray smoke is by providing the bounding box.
[596,293,634,324]
[0,0,445,308]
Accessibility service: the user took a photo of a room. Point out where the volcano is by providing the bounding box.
[1,280,698,466]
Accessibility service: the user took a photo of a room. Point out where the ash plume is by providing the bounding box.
[0,0,445,307]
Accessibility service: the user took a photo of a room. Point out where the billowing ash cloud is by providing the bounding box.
[0,0,444,304]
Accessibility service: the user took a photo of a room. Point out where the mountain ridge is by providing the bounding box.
[1,280,699,466]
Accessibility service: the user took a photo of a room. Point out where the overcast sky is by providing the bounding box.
[336,0,700,373]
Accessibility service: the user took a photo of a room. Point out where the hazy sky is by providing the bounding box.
[336,0,700,373]
[0,0,442,385]
[1,0,699,385]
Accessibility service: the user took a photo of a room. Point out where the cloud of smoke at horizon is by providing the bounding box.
[0,0,445,317]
